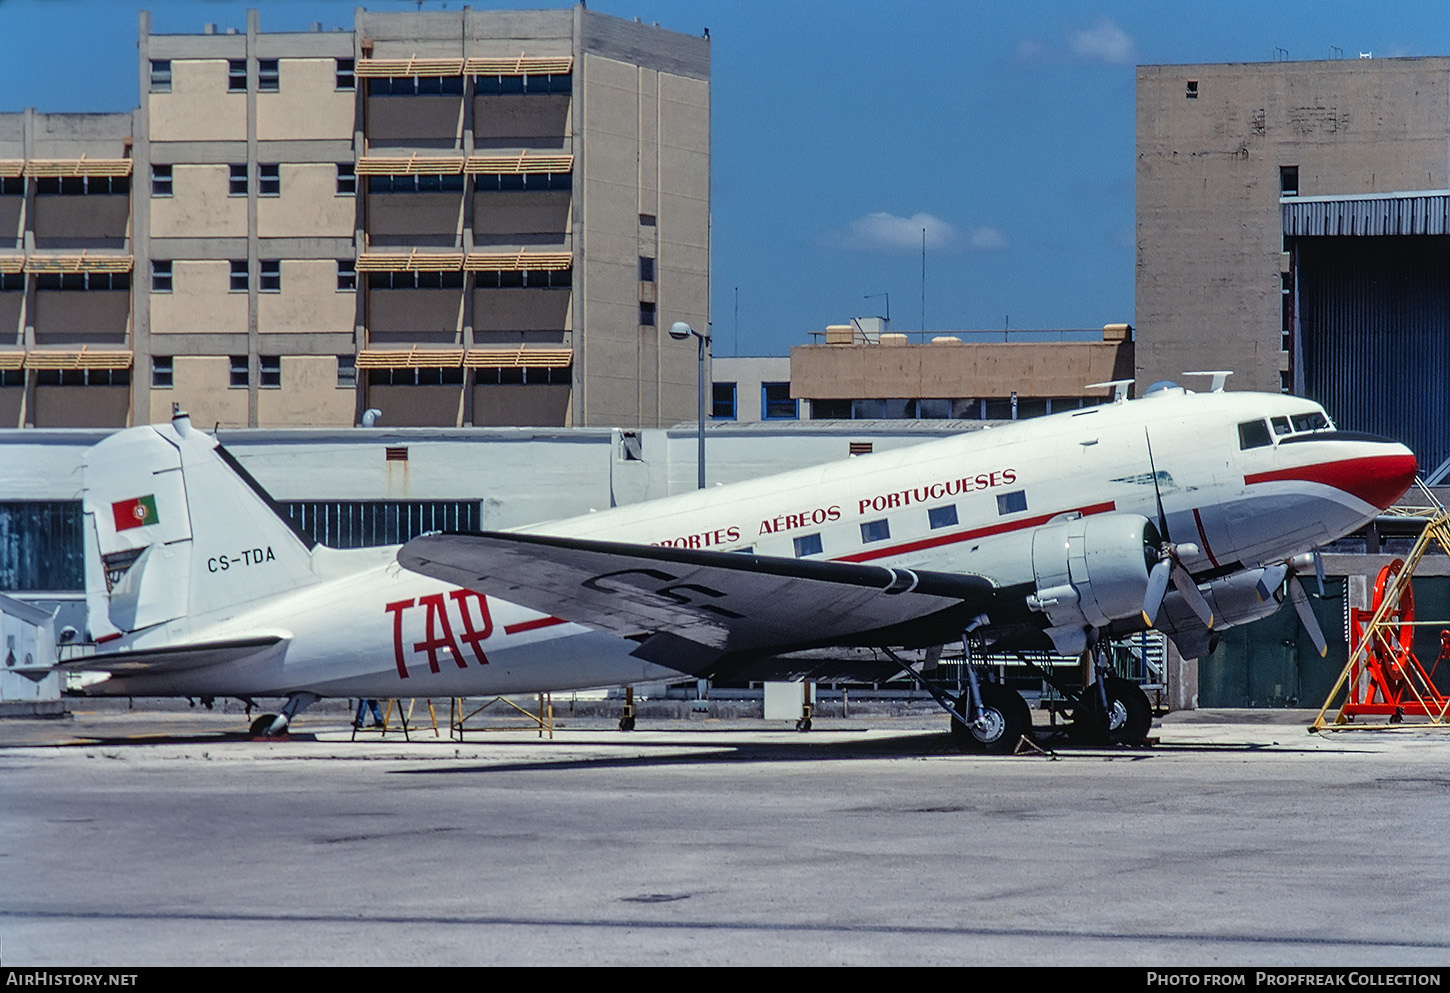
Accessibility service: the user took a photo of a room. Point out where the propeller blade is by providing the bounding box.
[1313,549,1326,597]
[1142,558,1172,625]
[1256,562,1290,601]
[1145,430,1170,542]
[1287,575,1328,657]
[1171,563,1214,629]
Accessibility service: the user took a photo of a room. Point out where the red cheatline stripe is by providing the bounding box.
[836,501,1118,564]
[1192,507,1221,569]
[503,615,567,636]
[96,632,122,644]
[1244,453,1417,512]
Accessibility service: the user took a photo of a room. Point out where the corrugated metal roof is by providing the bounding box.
[1283,192,1450,236]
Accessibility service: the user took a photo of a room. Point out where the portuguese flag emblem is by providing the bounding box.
[112,494,160,532]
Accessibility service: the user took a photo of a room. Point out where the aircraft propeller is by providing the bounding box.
[1140,431,1215,630]
[1256,551,1329,657]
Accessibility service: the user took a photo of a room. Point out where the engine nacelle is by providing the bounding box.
[1151,567,1286,659]
[1028,513,1159,655]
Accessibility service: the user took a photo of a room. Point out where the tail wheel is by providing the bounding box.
[1073,675,1152,746]
[951,683,1031,755]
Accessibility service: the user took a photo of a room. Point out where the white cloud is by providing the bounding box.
[820,212,1005,254]
[1069,18,1136,65]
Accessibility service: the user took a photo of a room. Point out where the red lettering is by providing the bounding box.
[727,526,740,542]
[1003,468,1017,484]
[858,499,871,515]
[975,474,990,489]
[827,506,841,521]
[385,598,416,679]
[449,589,493,666]
[413,593,467,673]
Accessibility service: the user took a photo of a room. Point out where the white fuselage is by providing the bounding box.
[85,390,1415,698]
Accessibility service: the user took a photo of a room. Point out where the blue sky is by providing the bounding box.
[3,0,1449,355]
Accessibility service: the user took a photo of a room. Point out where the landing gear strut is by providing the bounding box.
[249,692,320,738]
[880,644,1032,755]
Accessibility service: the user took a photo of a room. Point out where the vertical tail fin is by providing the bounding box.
[82,410,319,638]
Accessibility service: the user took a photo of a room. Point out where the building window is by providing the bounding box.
[230,260,248,292]
[639,301,656,327]
[151,260,172,293]
[0,274,23,292]
[258,59,279,92]
[259,164,280,196]
[337,259,356,291]
[36,272,129,291]
[151,356,173,388]
[229,355,249,388]
[36,369,129,387]
[260,259,280,292]
[1280,165,1299,196]
[0,176,21,196]
[365,367,465,386]
[793,533,823,558]
[337,355,356,389]
[1185,79,1198,99]
[228,59,247,92]
[336,58,355,91]
[711,382,736,420]
[369,270,465,290]
[474,171,571,193]
[762,382,798,420]
[336,162,356,196]
[366,174,464,194]
[36,175,129,196]
[260,355,281,388]
[639,213,657,227]
[639,256,655,282]
[928,504,958,530]
[996,490,1028,516]
[150,59,171,93]
[229,164,247,197]
[371,75,463,97]
[151,164,173,197]
[1280,370,1292,394]
[0,368,24,385]
[860,519,890,544]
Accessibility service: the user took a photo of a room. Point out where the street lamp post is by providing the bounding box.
[669,321,710,489]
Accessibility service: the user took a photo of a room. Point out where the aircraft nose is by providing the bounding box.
[1353,442,1417,511]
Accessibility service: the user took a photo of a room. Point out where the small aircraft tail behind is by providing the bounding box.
[82,410,319,641]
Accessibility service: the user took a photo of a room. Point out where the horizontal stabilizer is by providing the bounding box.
[399,531,999,657]
[56,635,286,675]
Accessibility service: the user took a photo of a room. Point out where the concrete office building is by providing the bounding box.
[1137,56,1450,466]
[0,6,710,431]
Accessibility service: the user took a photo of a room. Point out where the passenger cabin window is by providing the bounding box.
[860,519,890,543]
[1238,419,1272,450]
[996,490,1027,515]
[928,504,958,529]
[793,533,823,558]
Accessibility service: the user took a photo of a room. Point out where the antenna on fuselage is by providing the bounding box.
[1183,370,1233,393]
[1086,379,1134,403]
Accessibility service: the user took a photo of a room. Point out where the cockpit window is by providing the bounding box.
[1271,416,1292,436]
[1291,411,1330,433]
[1238,419,1272,450]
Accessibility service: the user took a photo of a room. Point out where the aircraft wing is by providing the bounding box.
[399,532,1003,673]
[56,635,286,675]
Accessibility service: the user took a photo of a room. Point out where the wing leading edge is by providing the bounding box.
[399,531,1006,674]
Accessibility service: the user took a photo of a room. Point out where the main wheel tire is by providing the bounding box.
[1073,676,1152,746]
[249,714,284,737]
[950,683,1030,754]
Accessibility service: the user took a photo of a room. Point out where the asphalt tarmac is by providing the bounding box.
[2,702,1448,967]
